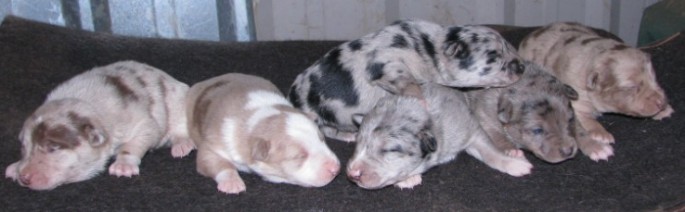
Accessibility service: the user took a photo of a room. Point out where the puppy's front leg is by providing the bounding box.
[576,111,615,144]
[109,127,163,177]
[394,175,422,189]
[574,120,614,161]
[465,133,532,177]
[196,147,245,194]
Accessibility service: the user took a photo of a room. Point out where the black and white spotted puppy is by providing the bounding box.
[288,19,525,142]
[346,83,532,190]
[5,61,193,190]
[466,61,584,163]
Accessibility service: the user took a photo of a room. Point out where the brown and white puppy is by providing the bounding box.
[5,61,194,190]
[187,73,340,194]
[466,61,585,163]
[346,83,531,190]
[519,22,673,159]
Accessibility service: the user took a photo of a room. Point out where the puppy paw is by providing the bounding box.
[217,179,246,194]
[502,158,532,177]
[588,128,615,144]
[394,175,422,189]
[322,127,357,142]
[171,137,195,158]
[580,140,614,161]
[5,162,19,180]
[109,155,141,177]
[652,105,674,120]
[505,149,525,158]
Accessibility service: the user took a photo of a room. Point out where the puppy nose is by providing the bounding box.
[325,161,340,176]
[347,169,362,182]
[560,146,577,158]
[19,173,32,186]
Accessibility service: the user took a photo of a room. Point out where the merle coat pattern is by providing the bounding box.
[346,83,532,189]
[288,19,524,142]
[466,61,587,163]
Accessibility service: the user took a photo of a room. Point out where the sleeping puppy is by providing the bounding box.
[187,73,340,194]
[5,61,194,190]
[518,22,673,156]
[346,83,531,190]
[466,61,587,163]
[289,19,525,142]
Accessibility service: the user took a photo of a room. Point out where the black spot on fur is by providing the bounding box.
[564,36,578,45]
[420,33,438,68]
[470,33,479,43]
[486,50,499,64]
[581,37,603,45]
[391,34,409,48]
[348,39,363,51]
[310,48,358,106]
[611,44,629,51]
[288,85,302,109]
[367,63,385,81]
[480,67,492,76]
[317,106,338,125]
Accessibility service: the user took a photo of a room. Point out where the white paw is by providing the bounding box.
[652,105,674,120]
[5,162,19,180]
[394,175,422,189]
[217,178,246,194]
[505,149,525,158]
[587,143,614,162]
[109,155,141,177]
[171,137,195,158]
[503,158,532,177]
[589,129,615,144]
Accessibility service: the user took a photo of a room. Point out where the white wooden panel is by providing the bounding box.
[78,0,94,31]
[271,0,312,40]
[153,0,178,38]
[9,0,64,26]
[321,0,385,40]
[584,0,611,30]
[397,0,479,26]
[512,0,546,26]
[557,1,586,23]
[175,0,220,41]
[475,0,505,24]
[109,0,156,37]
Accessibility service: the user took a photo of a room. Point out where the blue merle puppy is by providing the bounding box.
[288,19,525,141]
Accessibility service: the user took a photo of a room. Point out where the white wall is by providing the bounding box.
[253,0,660,46]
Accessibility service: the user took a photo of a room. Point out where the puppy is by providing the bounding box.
[346,83,532,190]
[466,61,584,163]
[519,22,673,160]
[5,61,194,190]
[187,73,340,194]
[289,19,525,142]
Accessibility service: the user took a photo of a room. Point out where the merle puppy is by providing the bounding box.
[288,19,525,141]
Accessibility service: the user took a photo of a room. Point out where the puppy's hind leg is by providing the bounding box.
[465,132,532,177]
[196,147,245,194]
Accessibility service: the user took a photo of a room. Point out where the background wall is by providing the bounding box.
[253,0,661,46]
[0,0,254,41]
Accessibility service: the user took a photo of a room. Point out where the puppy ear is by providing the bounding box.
[352,114,365,128]
[443,27,467,58]
[586,71,600,90]
[497,92,516,124]
[83,124,106,147]
[251,137,271,161]
[562,84,579,100]
[419,129,437,158]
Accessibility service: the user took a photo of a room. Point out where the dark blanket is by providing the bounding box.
[0,16,683,211]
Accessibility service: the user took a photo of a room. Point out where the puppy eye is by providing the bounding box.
[381,146,403,154]
[45,142,62,153]
[531,128,545,135]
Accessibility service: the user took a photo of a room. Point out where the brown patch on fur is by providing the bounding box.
[581,37,603,45]
[610,44,629,51]
[531,25,552,39]
[563,36,578,45]
[193,80,230,134]
[105,75,139,103]
[32,123,81,150]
